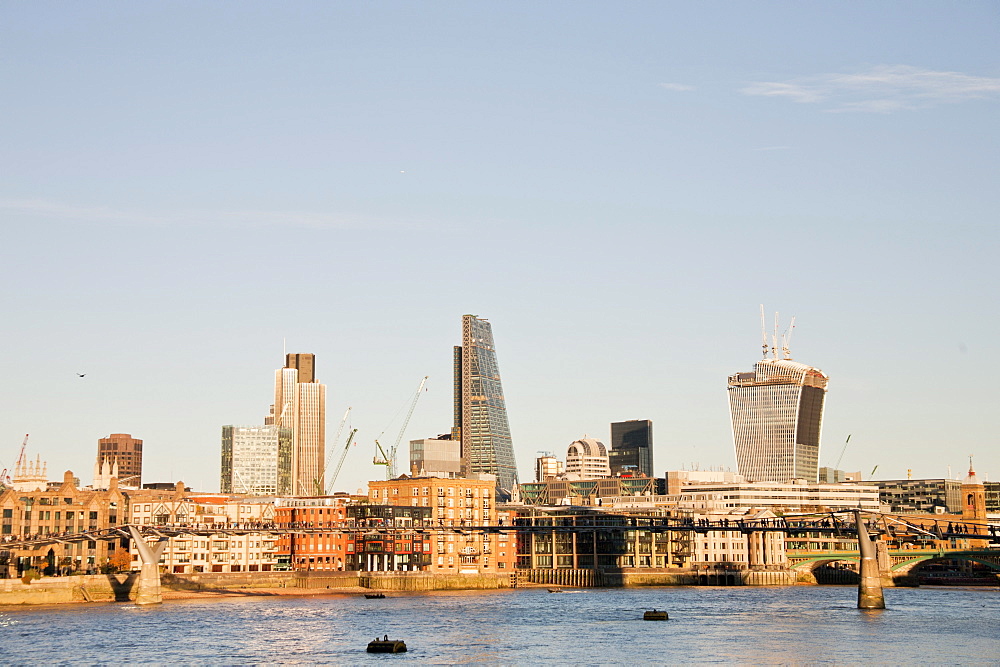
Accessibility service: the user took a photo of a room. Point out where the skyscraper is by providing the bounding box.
[609,420,653,477]
[96,433,143,487]
[453,314,519,496]
[273,353,326,496]
[728,357,828,483]
[221,425,292,495]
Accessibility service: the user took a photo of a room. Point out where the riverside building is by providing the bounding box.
[0,471,126,577]
[453,314,519,497]
[513,506,788,579]
[674,480,880,513]
[274,496,351,571]
[127,488,280,573]
[368,476,515,573]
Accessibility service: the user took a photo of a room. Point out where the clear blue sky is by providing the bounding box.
[2,2,998,492]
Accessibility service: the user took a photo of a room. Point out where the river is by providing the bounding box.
[3,585,999,664]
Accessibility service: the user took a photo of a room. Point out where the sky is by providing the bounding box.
[1,2,998,493]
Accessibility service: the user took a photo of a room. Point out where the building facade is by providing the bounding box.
[220,425,292,495]
[273,353,327,496]
[369,476,515,573]
[347,505,433,571]
[565,438,611,479]
[453,315,518,496]
[519,476,659,506]
[0,471,126,577]
[609,420,653,477]
[535,454,563,481]
[728,358,828,482]
[96,433,143,488]
[274,496,352,571]
[853,478,963,514]
[676,480,881,513]
[409,436,461,478]
[127,488,280,573]
[513,507,786,573]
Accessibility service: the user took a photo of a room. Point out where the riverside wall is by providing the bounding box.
[1,566,797,605]
[0,574,139,604]
[518,568,795,587]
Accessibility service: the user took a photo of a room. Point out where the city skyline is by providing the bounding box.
[2,4,998,492]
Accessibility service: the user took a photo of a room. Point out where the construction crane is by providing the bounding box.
[834,434,852,470]
[373,376,428,480]
[312,407,352,495]
[1,434,29,488]
[325,428,358,493]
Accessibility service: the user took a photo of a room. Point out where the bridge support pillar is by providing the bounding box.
[854,511,885,609]
[129,526,169,605]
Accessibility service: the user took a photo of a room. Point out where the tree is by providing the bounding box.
[108,548,132,573]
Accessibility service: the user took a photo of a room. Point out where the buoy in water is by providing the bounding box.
[643,609,669,621]
[367,635,407,653]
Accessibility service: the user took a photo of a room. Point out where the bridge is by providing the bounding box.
[3,511,996,603]
[788,548,1000,579]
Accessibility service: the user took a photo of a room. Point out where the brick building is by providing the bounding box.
[369,476,516,573]
[0,471,125,577]
[274,496,352,571]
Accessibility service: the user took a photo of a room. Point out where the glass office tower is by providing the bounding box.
[221,425,292,495]
[609,420,653,477]
[453,314,519,497]
[728,358,828,482]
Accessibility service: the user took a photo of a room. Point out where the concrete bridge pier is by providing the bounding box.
[128,526,169,605]
[854,510,885,609]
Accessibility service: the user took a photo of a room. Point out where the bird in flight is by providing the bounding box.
[76,373,86,378]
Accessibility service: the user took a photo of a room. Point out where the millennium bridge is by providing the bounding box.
[3,511,997,604]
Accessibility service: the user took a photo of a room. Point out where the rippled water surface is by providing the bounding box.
[3,586,999,664]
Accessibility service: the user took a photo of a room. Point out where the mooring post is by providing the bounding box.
[128,526,169,605]
[853,510,885,609]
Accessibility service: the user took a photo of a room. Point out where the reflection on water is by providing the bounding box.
[3,586,999,664]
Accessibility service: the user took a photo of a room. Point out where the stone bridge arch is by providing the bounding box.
[789,556,860,573]
[890,552,1000,576]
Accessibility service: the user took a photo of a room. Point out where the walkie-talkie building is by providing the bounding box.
[728,358,828,482]
[453,314,519,497]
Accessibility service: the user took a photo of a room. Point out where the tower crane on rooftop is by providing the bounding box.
[326,428,358,494]
[1,434,29,488]
[313,407,352,495]
[374,376,429,480]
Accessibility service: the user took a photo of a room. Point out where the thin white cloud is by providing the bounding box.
[742,65,1000,113]
[658,82,695,92]
[0,197,418,230]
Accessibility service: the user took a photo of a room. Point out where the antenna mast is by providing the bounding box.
[759,305,768,359]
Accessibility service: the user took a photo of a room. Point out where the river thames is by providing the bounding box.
[3,585,999,664]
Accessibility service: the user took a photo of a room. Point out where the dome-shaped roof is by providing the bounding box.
[567,438,607,458]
